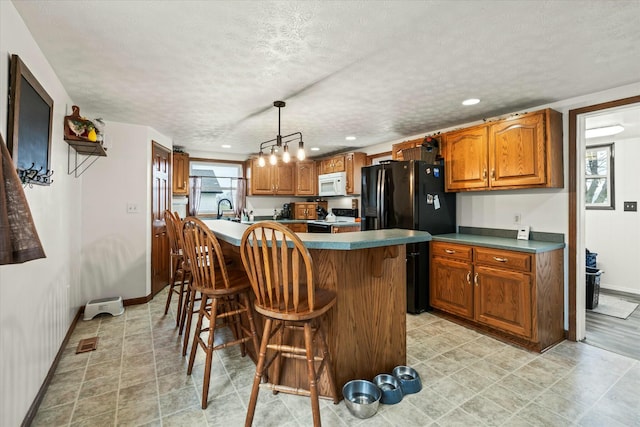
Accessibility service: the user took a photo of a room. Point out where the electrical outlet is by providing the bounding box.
[127,203,139,213]
[514,213,521,224]
[623,201,637,212]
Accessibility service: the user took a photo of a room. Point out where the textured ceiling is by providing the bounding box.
[12,0,640,157]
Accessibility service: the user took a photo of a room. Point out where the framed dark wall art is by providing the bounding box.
[7,54,54,186]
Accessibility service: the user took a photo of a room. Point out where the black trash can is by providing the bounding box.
[586,267,601,310]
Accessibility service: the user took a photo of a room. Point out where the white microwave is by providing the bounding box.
[318,172,347,197]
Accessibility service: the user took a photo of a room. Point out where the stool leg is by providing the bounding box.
[200,297,218,409]
[304,322,321,427]
[164,255,179,315]
[271,321,285,394]
[182,287,196,356]
[174,268,186,326]
[246,318,272,427]
[187,294,207,374]
[178,271,192,335]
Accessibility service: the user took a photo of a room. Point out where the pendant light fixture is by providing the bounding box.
[257,101,305,167]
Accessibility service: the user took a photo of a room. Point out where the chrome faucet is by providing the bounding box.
[217,198,233,219]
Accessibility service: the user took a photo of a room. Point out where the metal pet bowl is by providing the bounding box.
[342,379,381,419]
[373,374,404,404]
[392,366,422,394]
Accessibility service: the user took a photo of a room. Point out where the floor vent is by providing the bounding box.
[76,337,98,354]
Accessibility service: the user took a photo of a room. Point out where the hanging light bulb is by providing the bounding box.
[269,146,277,165]
[258,151,265,167]
[282,144,291,163]
[297,139,305,161]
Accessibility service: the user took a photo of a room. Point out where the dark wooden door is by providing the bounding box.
[151,142,171,297]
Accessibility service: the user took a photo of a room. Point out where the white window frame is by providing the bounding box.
[585,143,615,210]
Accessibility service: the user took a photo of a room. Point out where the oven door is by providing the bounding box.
[307,222,333,233]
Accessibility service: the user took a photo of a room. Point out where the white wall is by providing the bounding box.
[0,2,82,425]
[586,135,640,294]
[0,4,173,425]
[80,122,170,300]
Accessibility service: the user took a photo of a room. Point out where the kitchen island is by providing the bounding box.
[202,219,431,397]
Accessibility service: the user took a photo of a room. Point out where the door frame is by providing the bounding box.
[567,95,640,341]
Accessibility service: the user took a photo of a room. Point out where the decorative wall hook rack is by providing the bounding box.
[18,163,54,187]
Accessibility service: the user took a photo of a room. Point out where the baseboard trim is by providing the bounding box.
[21,307,83,427]
[21,293,153,426]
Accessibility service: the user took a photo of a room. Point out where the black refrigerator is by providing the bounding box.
[361,160,456,313]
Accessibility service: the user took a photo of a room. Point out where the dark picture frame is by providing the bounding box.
[7,54,54,186]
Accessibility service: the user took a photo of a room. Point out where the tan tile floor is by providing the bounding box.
[33,290,640,426]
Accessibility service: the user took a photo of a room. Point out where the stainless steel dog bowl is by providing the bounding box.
[342,379,381,419]
[392,366,422,394]
[373,373,404,404]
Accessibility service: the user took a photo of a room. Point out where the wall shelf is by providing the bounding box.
[65,139,107,177]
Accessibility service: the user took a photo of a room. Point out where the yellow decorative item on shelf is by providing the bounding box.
[63,105,102,143]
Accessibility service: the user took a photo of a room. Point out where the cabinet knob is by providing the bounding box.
[491,169,495,179]
[482,169,487,179]
[474,273,479,286]
[444,249,456,254]
[466,271,471,284]
[493,256,508,263]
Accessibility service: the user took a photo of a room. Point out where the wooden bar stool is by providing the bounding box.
[182,217,260,409]
[163,210,189,326]
[240,221,339,427]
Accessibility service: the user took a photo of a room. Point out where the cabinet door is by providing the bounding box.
[332,155,346,172]
[274,163,295,194]
[320,159,333,175]
[430,257,474,319]
[172,153,189,195]
[474,265,532,338]
[489,111,546,188]
[444,126,488,191]
[285,223,307,233]
[392,140,417,161]
[295,161,317,196]
[346,152,366,195]
[251,160,274,195]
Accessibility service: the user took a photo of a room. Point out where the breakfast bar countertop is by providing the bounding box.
[203,219,431,250]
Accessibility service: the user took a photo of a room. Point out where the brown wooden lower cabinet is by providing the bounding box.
[430,241,564,352]
[284,222,307,233]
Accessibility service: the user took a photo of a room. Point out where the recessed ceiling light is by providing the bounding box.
[462,98,480,106]
[221,144,231,148]
[345,136,357,141]
[585,125,624,139]
[311,147,320,151]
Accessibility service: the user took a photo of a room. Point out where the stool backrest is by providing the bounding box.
[240,221,316,313]
[164,210,181,255]
[182,217,230,291]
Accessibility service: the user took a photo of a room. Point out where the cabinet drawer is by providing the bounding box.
[431,242,472,261]
[474,248,531,272]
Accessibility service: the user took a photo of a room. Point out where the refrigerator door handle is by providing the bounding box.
[380,168,386,228]
[376,168,383,228]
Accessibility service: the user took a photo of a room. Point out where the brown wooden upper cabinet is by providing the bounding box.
[319,155,345,174]
[172,152,189,195]
[248,159,295,195]
[345,152,366,195]
[294,161,317,196]
[442,108,563,192]
[391,138,422,161]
